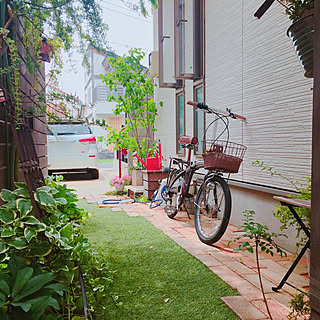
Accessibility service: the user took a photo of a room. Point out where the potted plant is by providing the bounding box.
[110,175,131,193]
[255,0,314,77]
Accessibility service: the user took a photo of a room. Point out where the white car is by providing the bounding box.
[47,121,99,179]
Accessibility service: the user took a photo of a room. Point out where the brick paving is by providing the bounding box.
[83,194,310,320]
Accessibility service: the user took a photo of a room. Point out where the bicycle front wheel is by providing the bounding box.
[194,175,231,244]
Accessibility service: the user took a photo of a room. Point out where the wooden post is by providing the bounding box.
[311,0,320,317]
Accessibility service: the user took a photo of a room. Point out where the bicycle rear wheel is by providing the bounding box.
[194,175,231,244]
[164,170,184,219]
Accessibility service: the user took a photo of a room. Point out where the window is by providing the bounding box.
[158,0,182,88]
[194,85,204,153]
[175,0,203,80]
[176,93,185,153]
[158,0,202,87]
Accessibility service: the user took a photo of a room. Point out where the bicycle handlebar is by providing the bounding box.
[186,101,246,121]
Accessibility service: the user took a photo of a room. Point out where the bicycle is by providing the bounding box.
[187,101,247,244]
[164,135,203,219]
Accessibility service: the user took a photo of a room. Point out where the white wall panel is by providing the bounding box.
[205,0,313,190]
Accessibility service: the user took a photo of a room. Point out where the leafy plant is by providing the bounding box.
[0,177,113,319]
[233,210,286,320]
[101,48,162,161]
[0,255,66,320]
[252,160,311,252]
[288,293,310,320]
[277,0,314,22]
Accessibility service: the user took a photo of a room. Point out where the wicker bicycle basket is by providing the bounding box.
[202,140,247,173]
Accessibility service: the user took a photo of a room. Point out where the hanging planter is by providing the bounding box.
[287,13,314,78]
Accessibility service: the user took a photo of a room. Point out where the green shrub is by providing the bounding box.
[0,176,112,319]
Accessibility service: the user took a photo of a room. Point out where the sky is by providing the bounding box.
[57,0,153,101]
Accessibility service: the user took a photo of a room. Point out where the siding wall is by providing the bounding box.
[205,0,313,190]
[153,0,313,252]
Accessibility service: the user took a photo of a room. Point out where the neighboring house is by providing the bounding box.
[152,0,313,252]
[83,48,125,152]
[46,85,86,120]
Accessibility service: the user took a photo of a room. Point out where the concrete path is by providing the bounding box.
[66,168,310,320]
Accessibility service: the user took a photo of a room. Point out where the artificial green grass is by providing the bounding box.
[99,159,113,163]
[80,201,239,320]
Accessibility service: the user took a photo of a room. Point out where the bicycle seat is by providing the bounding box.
[178,135,198,146]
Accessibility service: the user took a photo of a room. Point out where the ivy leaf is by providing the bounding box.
[16,199,32,216]
[1,227,15,238]
[0,189,16,202]
[0,242,8,254]
[6,237,28,250]
[55,197,67,205]
[21,216,41,225]
[35,191,56,207]
[24,227,37,243]
[60,223,73,240]
[13,185,30,198]
[0,208,15,224]
[28,242,52,257]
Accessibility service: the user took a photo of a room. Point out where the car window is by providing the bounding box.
[47,124,92,135]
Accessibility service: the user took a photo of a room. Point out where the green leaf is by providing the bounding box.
[11,301,32,312]
[14,272,55,301]
[13,185,30,198]
[60,223,73,239]
[24,227,37,243]
[1,227,15,238]
[55,197,67,205]
[8,255,26,277]
[14,182,27,189]
[35,191,56,207]
[6,237,28,249]
[0,308,8,320]
[28,241,52,257]
[29,296,60,320]
[43,283,67,296]
[0,241,8,254]
[0,208,15,224]
[247,247,254,253]
[16,199,32,216]
[21,216,41,225]
[31,223,46,232]
[0,291,5,301]
[12,267,33,297]
[0,280,10,296]
[0,189,16,202]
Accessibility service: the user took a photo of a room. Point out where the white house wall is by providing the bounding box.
[205,0,313,190]
[153,0,313,252]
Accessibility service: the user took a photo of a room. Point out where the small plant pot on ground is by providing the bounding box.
[115,184,125,193]
[287,13,314,78]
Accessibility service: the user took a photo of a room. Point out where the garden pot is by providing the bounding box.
[115,184,125,192]
[131,169,143,186]
[287,14,314,78]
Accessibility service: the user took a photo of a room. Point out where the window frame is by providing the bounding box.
[158,0,183,89]
[176,88,185,154]
[193,80,205,154]
[174,0,203,80]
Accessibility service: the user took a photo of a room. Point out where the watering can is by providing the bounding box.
[133,144,162,171]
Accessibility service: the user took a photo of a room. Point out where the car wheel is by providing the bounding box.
[90,169,99,179]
